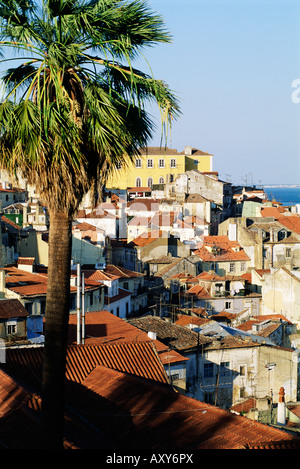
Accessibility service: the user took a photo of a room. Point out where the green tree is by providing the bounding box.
[0,0,180,448]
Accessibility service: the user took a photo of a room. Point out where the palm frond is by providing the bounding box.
[0,0,180,212]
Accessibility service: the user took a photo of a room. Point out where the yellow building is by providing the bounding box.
[106,145,213,190]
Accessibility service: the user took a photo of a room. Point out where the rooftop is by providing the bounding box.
[1,360,299,449]
[193,235,250,262]
[67,310,187,366]
[127,315,211,351]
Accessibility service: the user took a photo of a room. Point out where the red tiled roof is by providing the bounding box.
[2,347,300,449]
[175,315,210,327]
[260,207,287,218]
[3,340,169,389]
[66,342,169,384]
[79,365,300,449]
[3,266,97,298]
[72,222,97,231]
[254,314,292,324]
[105,265,145,278]
[236,320,257,331]
[277,216,300,235]
[4,266,49,297]
[0,299,29,319]
[127,198,159,210]
[67,310,186,365]
[17,257,35,265]
[231,398,257,414]
[193,235,250,262]
[130,230,166,247]
[189,307,209,317]
[185,284,211,298]
[83,269,119,282]
[192,271,224,282]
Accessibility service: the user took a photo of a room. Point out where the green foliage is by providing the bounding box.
[0,0,180,214]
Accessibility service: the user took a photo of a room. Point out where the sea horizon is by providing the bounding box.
[263,186,300,206]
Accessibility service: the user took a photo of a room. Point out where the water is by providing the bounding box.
[263,186,300,207]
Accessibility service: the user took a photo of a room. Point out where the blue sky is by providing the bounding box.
[137,0,300,185]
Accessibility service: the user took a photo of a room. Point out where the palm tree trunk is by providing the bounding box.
[41,209,72,449]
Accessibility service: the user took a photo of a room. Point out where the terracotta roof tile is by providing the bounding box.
[260,207,287,218]
[277,216,300,235]
[82,269,120,281]
[185,284,211,298]
[1,348,300,449]
[67,310,186,366]
[105,265,144,278]
[2,340,169,389]
[78,366,300,449]
[175,315,210,327]
[194,235,250,262]
[127,198,159,210]
[17,257,35,265]
[129,230,166,247]
[127,316,211,351]
[0,299,29,319]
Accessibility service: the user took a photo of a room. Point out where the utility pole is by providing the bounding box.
[77,263,81,345]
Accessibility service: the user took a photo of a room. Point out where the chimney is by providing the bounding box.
[277,387,286,426]
[184,146,192,156]
[228,223,237,241]
[0,269,5,298]
[148,331,157,340]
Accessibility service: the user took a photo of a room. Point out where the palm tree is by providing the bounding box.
[0,0,180,448]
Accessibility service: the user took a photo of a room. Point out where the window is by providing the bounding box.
[135,177,142,187]
[147,159,153,168]
[229,262,235,273]
[158,158,165,168]
[7,322,17,335]
[170,158,176,168]
[286,248,292,258]
[40,300,46,315]
[239,365,246,376]
[135,159,142,168]
[240,262,246,272]
[220,361,230,376]
[225,301,232,310]
[70,295,76,310]
[204,392,214,404]
[90,291,94,306]
[158,177,165,184]
[204,363,214,378]
[25,303,33,314]
[147,177,153,188]
[170,373,179,382]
